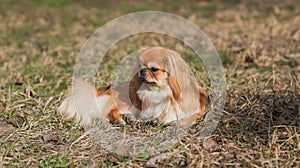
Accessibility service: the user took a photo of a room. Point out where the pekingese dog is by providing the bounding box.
[57,46,208,126]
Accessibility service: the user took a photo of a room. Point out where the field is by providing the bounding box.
[0,0,299,167]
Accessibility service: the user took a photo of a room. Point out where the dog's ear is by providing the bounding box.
[129,73,143,110]
[168,74,181,101]
[165,51,200,114]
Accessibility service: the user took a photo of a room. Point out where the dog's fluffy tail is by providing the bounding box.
[57,80,114,125]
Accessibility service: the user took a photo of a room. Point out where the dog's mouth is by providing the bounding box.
[138,76,157,85]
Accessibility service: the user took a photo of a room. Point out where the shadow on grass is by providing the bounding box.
[220,87,299,148]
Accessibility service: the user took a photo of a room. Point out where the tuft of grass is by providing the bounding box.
[39,154,69,168]
[220,52,236,66]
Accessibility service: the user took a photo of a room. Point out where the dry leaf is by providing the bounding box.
[12,73,24,86]
[0,120,15,133]
[40,132,59,144]
[203,137,220,152]
[146,151,181,168]
[0,101,5,113]
[7,115,25,128]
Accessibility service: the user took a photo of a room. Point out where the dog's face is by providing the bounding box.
[136,47,195,101]
[137,48,169,89]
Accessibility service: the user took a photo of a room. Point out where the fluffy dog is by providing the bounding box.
[57,46,208,126]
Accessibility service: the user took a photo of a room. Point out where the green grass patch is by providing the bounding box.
[39,154,69,168]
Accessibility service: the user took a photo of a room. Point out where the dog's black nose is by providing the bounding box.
[139,68,146,74]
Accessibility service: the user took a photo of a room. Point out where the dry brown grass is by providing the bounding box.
[0,0,299,167]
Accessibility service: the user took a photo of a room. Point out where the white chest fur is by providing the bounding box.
[136,83,183,123]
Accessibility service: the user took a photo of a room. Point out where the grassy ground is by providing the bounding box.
[0,0,299,167]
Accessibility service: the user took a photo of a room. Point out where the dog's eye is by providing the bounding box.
[150,67,159,73]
